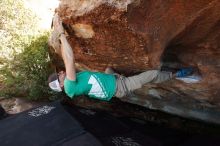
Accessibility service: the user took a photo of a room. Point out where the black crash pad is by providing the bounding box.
[0,102,101,146]
[0,101,220,146]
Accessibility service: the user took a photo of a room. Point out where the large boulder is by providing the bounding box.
[50,0,220,124]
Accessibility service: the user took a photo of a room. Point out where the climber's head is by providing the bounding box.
[48,71,66,92]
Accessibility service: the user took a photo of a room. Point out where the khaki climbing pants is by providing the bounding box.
[106,69,172,98]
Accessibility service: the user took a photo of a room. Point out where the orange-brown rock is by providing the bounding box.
[50,0,220,124]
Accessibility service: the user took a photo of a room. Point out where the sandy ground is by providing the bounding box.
[0,97,46,114]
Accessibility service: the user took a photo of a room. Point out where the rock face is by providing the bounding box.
[51,0,220,124]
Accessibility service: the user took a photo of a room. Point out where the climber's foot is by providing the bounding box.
[175,67,194,78]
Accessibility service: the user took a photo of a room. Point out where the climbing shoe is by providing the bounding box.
[175,67,194,78]
[176,75,202,83]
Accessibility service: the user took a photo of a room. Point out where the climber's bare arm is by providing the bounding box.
[53,13,76,80]
[60,34,76,81]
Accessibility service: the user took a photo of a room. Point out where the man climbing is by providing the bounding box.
[48,14,195,101]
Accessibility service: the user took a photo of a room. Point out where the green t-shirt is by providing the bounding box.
[64,71,116,101]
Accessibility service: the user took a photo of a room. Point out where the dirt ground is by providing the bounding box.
[0,97,46,114]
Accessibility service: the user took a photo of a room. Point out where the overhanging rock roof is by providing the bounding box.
[49,0,220,124]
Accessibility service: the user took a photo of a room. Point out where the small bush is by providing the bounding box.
[0,33,59,100]
[0,0,63,100]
